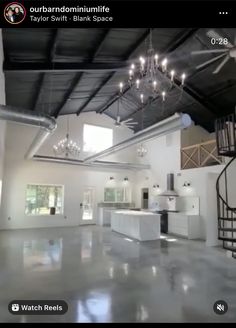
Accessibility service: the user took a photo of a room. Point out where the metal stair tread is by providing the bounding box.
[226,207,236,211]
[219,217,236,221]
[223,245,236,252]
[219,227,236,232]
[219,236,236,242]
[218,151,236,157]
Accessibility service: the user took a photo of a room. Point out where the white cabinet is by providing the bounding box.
[111,211,161,241]
[97,208,116,226]
[168,213,200,239]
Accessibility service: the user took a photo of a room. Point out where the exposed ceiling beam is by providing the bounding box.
[3,61,127,73]
[76,73,114,116]
[76,28,152,116]
[208,80,236,98]
[96,28,199,115]
[53,28,110,118]
[163,28,199,53]
[32,29,60,111]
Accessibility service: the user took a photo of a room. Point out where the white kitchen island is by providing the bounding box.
[111,210,161,241]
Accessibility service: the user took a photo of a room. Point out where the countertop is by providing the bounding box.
[114,210,160,216]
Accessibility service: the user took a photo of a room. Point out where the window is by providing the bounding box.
[83,124,113,153]
[104,188,116,202]
[25,184,64,215]
[104,187,130,203]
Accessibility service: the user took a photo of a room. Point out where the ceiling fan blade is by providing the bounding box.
[213,55,230,74]
[125,122,138,125]
[196,53,226,69]
[123,118,133,123]
[192,49,228,55]
[225,41,234,48]
[206,30,223,40]
[116,116,120,123]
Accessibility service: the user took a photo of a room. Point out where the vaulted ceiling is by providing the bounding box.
[2,28,236,132]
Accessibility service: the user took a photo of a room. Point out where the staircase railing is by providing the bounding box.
[215,112,236,156]
[215,112,236,258]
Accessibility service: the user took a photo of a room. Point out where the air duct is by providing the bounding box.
[33,155,150,170]
[83,113,192,163]
[0,105,57,159]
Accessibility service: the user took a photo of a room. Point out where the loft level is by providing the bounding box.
[181,139,224,170]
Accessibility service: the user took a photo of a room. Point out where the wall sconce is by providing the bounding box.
[153,184,161,195]
[110,177,114,180]
[123,177,129,186]
[183,181,191,187]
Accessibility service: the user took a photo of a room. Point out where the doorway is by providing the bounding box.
[141,188,149,209]
[79,187,96,225]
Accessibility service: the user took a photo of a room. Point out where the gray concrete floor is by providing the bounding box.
[0,225,236,323]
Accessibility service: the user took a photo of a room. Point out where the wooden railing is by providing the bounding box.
[181,140,224,170]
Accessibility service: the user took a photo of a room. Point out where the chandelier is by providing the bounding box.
[53,116,80,158]
[118,29,186,105]
[137,144,148,157]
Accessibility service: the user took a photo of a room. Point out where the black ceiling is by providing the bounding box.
[2,28,236,132]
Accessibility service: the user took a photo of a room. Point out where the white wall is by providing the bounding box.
[181,125,215,147]
[206,173,221,247]
[0,29,6,207]
[0,112,137,230]
[133,131,181,207]
[175,165,224,240]
[133,127,225,242]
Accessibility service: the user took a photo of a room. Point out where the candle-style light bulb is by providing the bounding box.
[136,79,140,89]
[140,56,145,71]
[131,63,135,70]
[162,58,168,71]
[154,54,158,66]
[119,82,123,93]
[140,94,144,103]
[129,70,133,78]
[162,91,166,102]
[181,73,186,85]
[170,70,175,82]
[153,80,157,91]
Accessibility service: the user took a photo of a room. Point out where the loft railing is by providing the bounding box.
[181,139,224,170]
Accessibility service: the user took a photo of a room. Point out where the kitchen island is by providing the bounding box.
[111,210,161,241]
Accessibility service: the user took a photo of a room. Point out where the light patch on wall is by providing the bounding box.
[0,180,2,206]
[166,134,173,147]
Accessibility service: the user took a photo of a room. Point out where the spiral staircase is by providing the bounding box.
[215,112,236,258]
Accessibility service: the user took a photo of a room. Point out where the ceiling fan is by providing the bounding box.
[191,30,236,74]
[114,99,138,129]
[115,116,138,128]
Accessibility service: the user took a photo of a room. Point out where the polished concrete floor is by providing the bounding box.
[0,225,236,323]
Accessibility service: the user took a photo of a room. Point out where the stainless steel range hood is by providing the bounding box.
[161,173,178,197]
